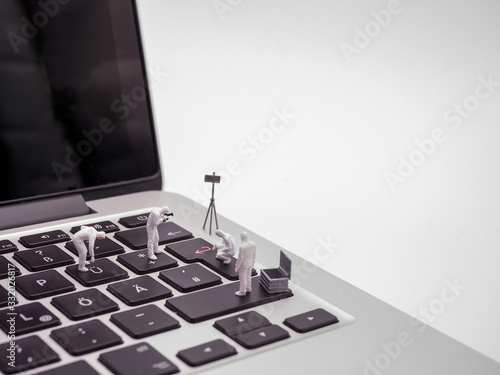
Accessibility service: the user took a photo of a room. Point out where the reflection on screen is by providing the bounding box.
[0,0,158,203]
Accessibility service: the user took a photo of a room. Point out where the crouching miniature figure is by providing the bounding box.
[213,229,236,264]
[73,226,106,272]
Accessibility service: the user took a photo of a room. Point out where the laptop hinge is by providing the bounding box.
[0,194,91,231]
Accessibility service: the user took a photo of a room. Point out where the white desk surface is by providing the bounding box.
[137,0,500,363]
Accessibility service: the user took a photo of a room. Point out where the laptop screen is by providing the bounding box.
[0,0,160,205]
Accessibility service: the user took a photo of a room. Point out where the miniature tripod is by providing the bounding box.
[203,172,221,235]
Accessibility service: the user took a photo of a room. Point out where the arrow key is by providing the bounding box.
[232,324,290,349]
[283,308,339,333]
[177,339,237,367]
[99,342,179,375]
[214,310,271,337]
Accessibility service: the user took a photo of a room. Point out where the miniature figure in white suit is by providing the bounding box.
[213,229,236,264]
[73,226,105,272]
[235,231,256,296]
[147,206,172,260]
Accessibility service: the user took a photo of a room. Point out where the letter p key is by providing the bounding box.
[36,279,47,287]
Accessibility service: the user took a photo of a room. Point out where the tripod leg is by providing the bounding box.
[213,203,219,230]
[203,201,212,230]
[209,201,214,235]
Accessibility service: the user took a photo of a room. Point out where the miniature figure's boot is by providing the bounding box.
[147,227,161,260]
[78,257,89,272]
[75,239,89,272]
[216,248,232,264]
[235,268,252,296]
[147,243,157,260]
[147,234,156,260]
[245,274,252,293]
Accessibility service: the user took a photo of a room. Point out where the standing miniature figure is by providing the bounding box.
[213,229,236,264]
[73,226,106,272]
[235,231,256,296]
[147,206,173,260]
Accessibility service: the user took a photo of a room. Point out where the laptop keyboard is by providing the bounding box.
[0,210,351,374]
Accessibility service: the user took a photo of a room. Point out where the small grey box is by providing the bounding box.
[260,250,292,293]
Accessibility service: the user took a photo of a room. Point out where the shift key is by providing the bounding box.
[165,277,292,323]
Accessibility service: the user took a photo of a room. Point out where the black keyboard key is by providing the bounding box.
[0,335,60,374]
[118,213,151,228]
[159,264,222,293]
[99,342,179,375]
[19,230,70,248]
[0,240,17,254]
[165,277,292,323]
[114,222,193,250]
[110,304,180,339]
[70,221,120,234]
[16,270,75,300]
[232,324,290,349]
[214,311,271,337]
[0,256,21,279]
[283,308,339,333]
[0,302,61,335]
[0,285,16,308]
[117,249,178,275]
[107,275,172,306]
[65,258,128,287]
[51,288,119,320]
[13,245,74,272]
[65,237,125,259]
[177,339,237,367]
[50,319,122,355]
[165,238,255,281]
[35,360,100,375]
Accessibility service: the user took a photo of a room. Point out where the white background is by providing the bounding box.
[136,0,500,362]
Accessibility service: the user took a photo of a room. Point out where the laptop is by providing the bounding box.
[0,0,498,374]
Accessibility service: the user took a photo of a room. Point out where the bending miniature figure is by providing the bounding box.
[213,229,236,264]
[73,226,106,272]
[147,206,173,260]
[235,231,256,296]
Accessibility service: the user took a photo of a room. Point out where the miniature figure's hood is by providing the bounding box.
[160,206,171,215]
[240,232,249,242]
